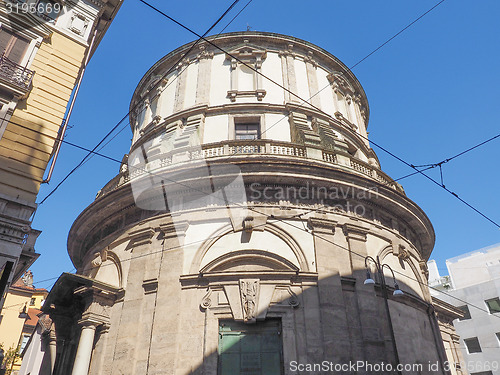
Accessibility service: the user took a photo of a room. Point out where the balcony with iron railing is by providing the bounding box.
[0,53,35,96]
[96,139,405,200]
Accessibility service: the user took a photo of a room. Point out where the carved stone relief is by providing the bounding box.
[240,279,259,323]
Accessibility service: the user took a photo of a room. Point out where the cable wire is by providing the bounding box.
[21,0,499,321]
[138,0,499,228]
[37,0,243,206]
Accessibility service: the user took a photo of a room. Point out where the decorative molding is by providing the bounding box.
[395,244,410,261]
[286,286,299,307]
[128,227,156,246]
[142,278,158,294]
[196,44,214,60]
[68,11,89,37]
[74,285,120,326]
[419,260,429,280]
[278,43,296,58]
[226,39,267,102]
[303,51,318,68]
[342,223,368,242]
[289,111,321,147]
[307,217,337,234]
[200,287,212,310]
[239,279,259,323]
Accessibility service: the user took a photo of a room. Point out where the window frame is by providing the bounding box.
[457,305,471,320]
[229,115,264,141]
[35,0,62,24]
[485,297,500,314]
[464,337,482,354]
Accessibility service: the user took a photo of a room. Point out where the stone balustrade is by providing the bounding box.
[96,139,404,199]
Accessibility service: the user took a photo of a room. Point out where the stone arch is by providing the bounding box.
[200,250,299,273]
[189,222,309,274]
[83,249,123,288]
[378,245,427,297]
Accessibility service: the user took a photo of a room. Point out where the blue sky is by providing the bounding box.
[31,0,499,289]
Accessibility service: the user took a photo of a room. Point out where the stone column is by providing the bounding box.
[71,321,98,375]
[48,328,57,372]
[72,284,120,375]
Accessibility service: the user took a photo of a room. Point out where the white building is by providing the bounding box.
[429,243,500,375]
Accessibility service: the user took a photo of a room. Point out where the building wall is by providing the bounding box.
[430,244,500,375]
[0,31,87,201]
[0,287,32,350]
[0,0,122,313]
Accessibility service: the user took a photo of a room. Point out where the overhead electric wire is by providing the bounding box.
[38,0,447,209]
[37,0,243,206]
[79,0,255,167]
[14,109,497,319]
[138,0,499,228]
[218,0,253,34]
[24,0,498,319]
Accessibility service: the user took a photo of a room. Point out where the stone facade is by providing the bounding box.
[37,32,457,374]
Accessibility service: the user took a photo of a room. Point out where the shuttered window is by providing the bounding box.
[235,123,260,140]
[0,28,29,64]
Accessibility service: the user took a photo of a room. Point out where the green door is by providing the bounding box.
[218,319,283,375]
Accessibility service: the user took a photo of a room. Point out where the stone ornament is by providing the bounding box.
[239,279,260,322]
[200,288,213,310]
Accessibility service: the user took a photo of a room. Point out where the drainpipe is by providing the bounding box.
[42,19,100,184]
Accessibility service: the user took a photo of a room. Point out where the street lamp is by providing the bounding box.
[364,256,403,375]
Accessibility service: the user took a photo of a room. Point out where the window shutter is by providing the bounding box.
[0,29,13,56]
[0,29,29,64]
[9,35,29,64]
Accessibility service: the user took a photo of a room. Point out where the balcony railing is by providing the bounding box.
[96,140,404,199]
[0,54,35,93]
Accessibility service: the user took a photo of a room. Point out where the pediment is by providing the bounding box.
[200,250,299,274]
[1,8,53,40]
[226,41,267,62]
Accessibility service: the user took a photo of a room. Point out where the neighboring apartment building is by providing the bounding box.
[0,0,122,312]
[429,243,500,375]
[0,270,47,373]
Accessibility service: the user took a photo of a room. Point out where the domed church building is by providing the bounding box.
[28,32,463,375]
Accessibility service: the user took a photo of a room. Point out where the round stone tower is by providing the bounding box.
[48,32,448,375]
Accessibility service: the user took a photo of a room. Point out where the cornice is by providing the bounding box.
[67,156,434,268]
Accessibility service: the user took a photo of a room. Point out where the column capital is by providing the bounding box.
[77,319,100,329]
[159,220,189,239]
[74,285,122,327]
[307,217,337,234]
[342,223,369,242]
[128,226,156,246]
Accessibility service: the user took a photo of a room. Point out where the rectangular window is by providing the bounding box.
[36,0,61,23]
[235,123,260,140]
[0,28,29,64]
[485,297,500,314]
[457,305,471,320]
[29,297,36,306]
[19,334,30,354]
[464,337,482,353]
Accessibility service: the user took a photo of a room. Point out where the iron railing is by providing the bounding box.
[0,53,34,92]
